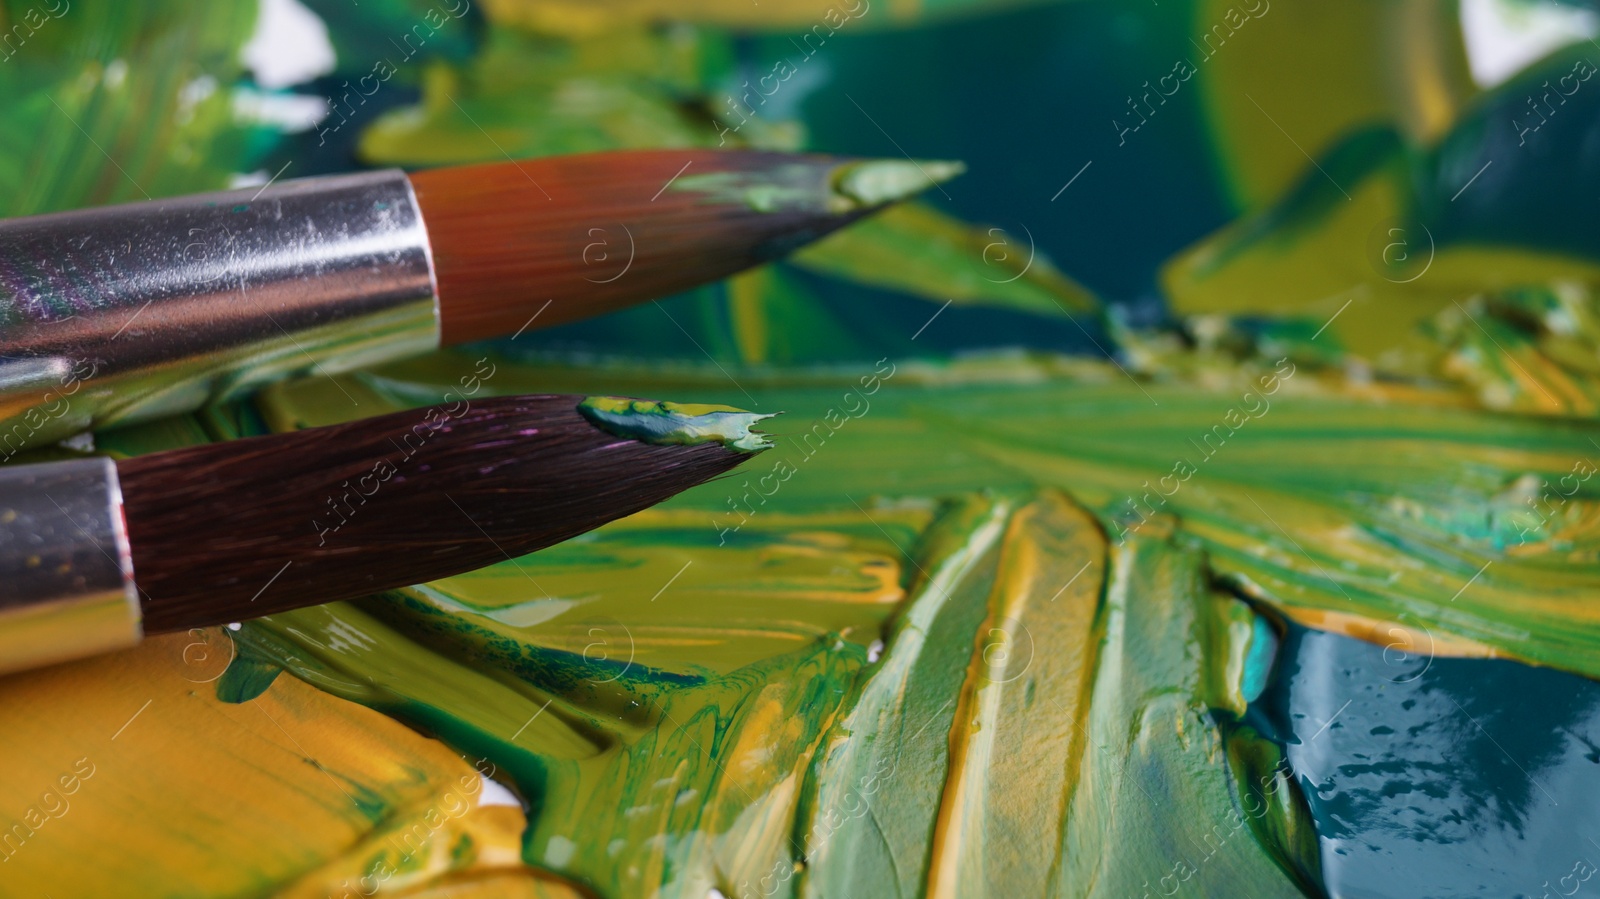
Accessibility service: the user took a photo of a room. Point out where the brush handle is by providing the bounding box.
[0,170,439,455]
[0,455,140,674]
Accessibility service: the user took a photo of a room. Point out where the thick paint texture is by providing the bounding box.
[2,1,1598,896]
[100,349,1579,897]
[7,350,1598,897]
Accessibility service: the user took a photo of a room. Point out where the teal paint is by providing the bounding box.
[1248,623,1600,899]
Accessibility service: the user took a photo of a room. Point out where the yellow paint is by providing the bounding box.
[728,268,775,366]
[0,633,538,897]
[1281,606,1504,661]
[927,491,1106,896]
[1197,0,1474,210]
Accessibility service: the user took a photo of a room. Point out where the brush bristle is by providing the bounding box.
[118,395,754,632]
[410,150,962,345]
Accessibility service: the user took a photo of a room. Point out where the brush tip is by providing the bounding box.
[831,158,966,209]
[414,149,967,344]
[577,396,778,453]
[121,394,762,631]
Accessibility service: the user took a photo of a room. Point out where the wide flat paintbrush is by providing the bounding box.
[0,149,958,452]
[0,393,771,675]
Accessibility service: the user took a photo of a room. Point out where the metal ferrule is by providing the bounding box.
[0,169,439,453]
[0,456,139,674]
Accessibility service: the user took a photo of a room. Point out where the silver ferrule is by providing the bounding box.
[0,456,140,674]
[0,169,439,453]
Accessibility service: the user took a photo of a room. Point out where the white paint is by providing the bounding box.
[545,835,577,867]
[1460,0,1599,88]
[482,596,587,628]
[241,0,336,90]
[229,170,271,189]
[231,88,328,133]
[176,75,218,126]
[103,59,128,90]
[477,773,522,808]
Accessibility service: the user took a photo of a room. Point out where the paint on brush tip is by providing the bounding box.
[831,159,965,208]
[670,158,965,214]
[671,165,832,214]
[577,397,777,453]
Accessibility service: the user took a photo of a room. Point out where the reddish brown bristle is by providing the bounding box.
[411,150,904,345]
[118,395,752,632]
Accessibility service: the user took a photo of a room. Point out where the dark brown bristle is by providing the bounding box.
[410,150,933,345]
[118,395,750,632]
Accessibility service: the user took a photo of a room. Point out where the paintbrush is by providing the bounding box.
[0,149,960,450]
[0,393,772,675]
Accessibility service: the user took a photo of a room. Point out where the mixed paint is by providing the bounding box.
[3,0,1599,897]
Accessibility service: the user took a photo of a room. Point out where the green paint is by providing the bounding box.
[214,654,282,704]
[266,357,1600,683]
[1220,724,1325,895]
[577,396,776,453]
[232,588,877,897]
[671,166,843,213]
[1051,525,1310,897]
[799,496,1010,899]
[670,158,963,215]
[0,1,260,219]
[7,2,1595,896]
[224,350,1600,896]
[830,159,966,208]
[790,202,1100,322]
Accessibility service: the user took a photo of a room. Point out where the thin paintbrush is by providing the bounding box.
[0,394,771,675]
[0,149,960,447]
